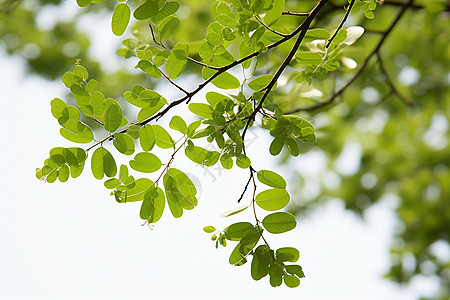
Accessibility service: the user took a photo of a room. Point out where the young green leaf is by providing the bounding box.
[276,247,300,263]
[169,115,188,134]
[248,75,274,91]
[262,212,297,234]
[91,147,117,180]
[130,152,162,173]
[140,187,165,223]
[224,222,254,241]
[284,274,300,288]
[203,226,216,233]
[139,124,156,151]
[188,103,214,119]
[103,102,123,132]
[111,3,130,36]
[113,133,135,155]
[166,43,189,79]
[255,188,290,211]
[125,178,154,202]
[133,0,159,21]
[152,125,174,149]
[158,15,180,39]
[152,2,180,24]
[257,170,286,189]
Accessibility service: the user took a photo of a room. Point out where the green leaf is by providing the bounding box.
[58,165,70,182]
[152,2,180,24]
[285,138,300,157]
[76,0,91,7]
[188,103,214,119]
[191,146,220,166]
[202,67,240,90]
[166,43,189,79]
[269,136,284,156]
[206,91,231,108]
[104,178,120,189]
[130,152,162,173]
[140,187,165,223]
[203,226,216,233]
[158,15,180,39]
[264,0,284,25]
[304,28,331,42]
[139,89,163,107]
[229,226,262,265]
[236,154,251,169]
[153,125,174,149]
[138,60,161,79]
[255,188,290,211]
[285,265,305,278]
[58,117,94,144]
[126,178,154,202]
[164,169,197,209]
[139,124,156,151]
[73,65,89,80]
[220,153,233,169]
[224,222,254,241]
[134,0,159,20]
[119,164,129,183]
[269,264,284,287]
[169,115,188,134]
[137,101,165,122]
[284,274,300,288]
[296,52,323,65]
[111,3,130,36]
[257,170,286,189]
[248,75,274,91]
[251,245,271,280]
[50,98,67,119]
[103,102,123,132]
[262,212,297,234]
[276,247,299,263]
[91,147,117,180]
[113,133,135,155]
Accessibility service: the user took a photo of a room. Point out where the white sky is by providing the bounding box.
[0,2,438,298]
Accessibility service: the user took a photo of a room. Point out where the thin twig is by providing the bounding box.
[326,0,356,48]
[255,15,288,37]
[376,51,414,107]
[285,0,414,114]
[158,68,190,95]
[187,57,221,70]
[237,168,254,203]
[282,11,310,16]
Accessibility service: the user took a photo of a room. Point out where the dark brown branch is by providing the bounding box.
[326,0,355,48]
[376,51,414,107]
[285,0,414,114]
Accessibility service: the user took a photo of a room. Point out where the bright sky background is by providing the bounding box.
[0,2,439,298]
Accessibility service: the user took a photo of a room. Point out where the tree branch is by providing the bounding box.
[376,51,414,107]
[326,0,355,48]
[285,0,414,114]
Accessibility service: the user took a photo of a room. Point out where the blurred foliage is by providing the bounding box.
[282,1,450,298]
[2,0,449,298]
